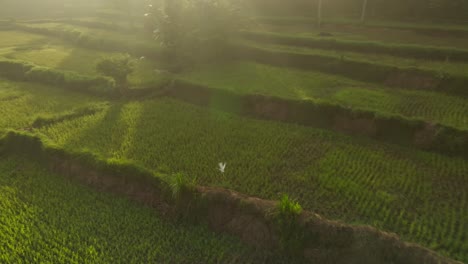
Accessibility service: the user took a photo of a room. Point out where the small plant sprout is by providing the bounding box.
[218,162,226,173]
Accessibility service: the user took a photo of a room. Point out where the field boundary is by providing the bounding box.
[0,59,115,97]
[4,24,467,97]
[9,23,161,59]
[0,130,461,264]
[1,62,466,159]
[255,18,468,37]
[232,44,468,98]
[241,31,468,62]
[167,80,468,159]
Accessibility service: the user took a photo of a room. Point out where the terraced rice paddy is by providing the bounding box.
[0,79,105,130]
[0,30,164,87]
[1,12,468,263]
[180,61,468,130]
[0,157,294,263]
[241,39,468,77]
[255,20,468,49]
[35,98,468,261]
[18,22,159,52]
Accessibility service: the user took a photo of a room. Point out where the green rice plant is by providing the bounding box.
[0,79,106,130]
[179,61,468,130]
[241,31,468,62]
[0,157,299,263]
[271,194,304,253]
[168,172,197,199]
[33,98,468,262]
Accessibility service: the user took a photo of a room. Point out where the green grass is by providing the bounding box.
[0,79,106,130]
[0,30,166,88]
[18,22,159,52]
[0,156,295,263]
[254,21,468,50]
[241,39,468,77]
[35,98,468,262]
[179,61,468,130]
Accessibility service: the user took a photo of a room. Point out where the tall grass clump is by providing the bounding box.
[168,172,196,199]
[271,194,305,253]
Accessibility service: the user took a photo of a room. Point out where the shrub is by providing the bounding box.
[0,59,33,80]
[25,66,65,84]
[168,173,196,200]
[271,194,304,253]
[96,54,134,91]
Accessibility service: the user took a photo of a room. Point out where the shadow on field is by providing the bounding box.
[62,103,125,156]
[57,46,103,75]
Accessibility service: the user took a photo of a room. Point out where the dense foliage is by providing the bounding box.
[96,54,134,90]
[147,0,247,67]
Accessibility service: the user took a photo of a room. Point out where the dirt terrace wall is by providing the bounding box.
[230,44,468,98]
[0,131,461,264]
[240,31,468,62]
[167,81,468,159]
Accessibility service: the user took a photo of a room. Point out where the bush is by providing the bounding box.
[168,173,197,200]
[0,59,33,80]
[96,54,134,91]
[271,194,304,253]
[0,59,115,96]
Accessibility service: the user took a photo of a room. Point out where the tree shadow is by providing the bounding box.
[61,103,125,157]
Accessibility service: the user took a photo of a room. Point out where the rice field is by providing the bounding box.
[180,61,468,130]
[18,22,159,52]
[0,156,296,263]
[35,98,468,261]
[240,39,468,77]
[0,79,106,130]
[1,13,468,263]
[255,19,468,49]
[0,30,164,87]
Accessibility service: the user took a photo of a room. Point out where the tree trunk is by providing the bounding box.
[361,0,368,23]
[318,0,323,28]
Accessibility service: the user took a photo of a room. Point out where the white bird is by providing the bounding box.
[139,56,145,60]
[218,162,226,173]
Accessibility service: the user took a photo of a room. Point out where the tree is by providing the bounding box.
[96,54,134,92]
[148,0,248,69]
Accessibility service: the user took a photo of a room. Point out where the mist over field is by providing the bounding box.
[0,0,467,263]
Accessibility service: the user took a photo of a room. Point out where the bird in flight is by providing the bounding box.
[218,162,226,173]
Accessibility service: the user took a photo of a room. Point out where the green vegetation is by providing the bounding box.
[17,22,157,52]
[1,2,468,262]
[0,30,165,88]
[0,156,295,263]
[272,195,304,252]
[0,79,105,130]
[241,39,468,79]
[180,61,468,130]
[35,98,468,261]
[96,54,134,91]
[254,21,468,49]
[241,31,468,62]
[168,172,197,199]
